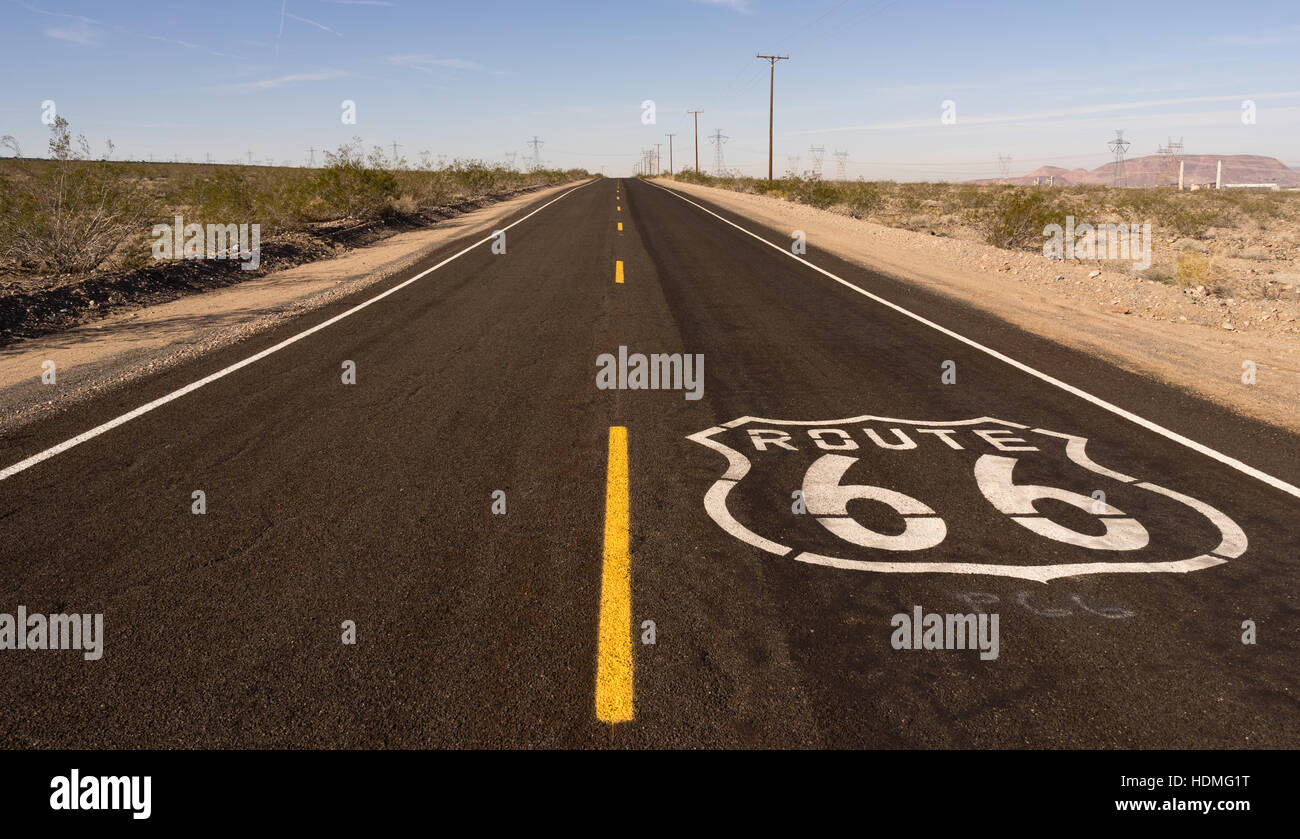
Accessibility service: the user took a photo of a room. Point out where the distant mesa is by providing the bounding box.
[970,154,1300,187]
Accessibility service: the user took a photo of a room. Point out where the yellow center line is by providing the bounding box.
[615,260,624,284]
[596,425,633,723]
[617,222,623,231]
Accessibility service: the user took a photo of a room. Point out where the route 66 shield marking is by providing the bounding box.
[687,415,1247,582]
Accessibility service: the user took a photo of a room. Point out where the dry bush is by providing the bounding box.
[0,117,156,275]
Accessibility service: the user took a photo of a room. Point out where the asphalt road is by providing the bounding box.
[1,176,1297,748]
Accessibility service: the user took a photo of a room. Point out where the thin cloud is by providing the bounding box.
[691,0,754,12]
[386,54,488,73]
[21,4,97,23]
[209,70,353,93]
[42,20,101,45]
[25,3,240,57]
[284,12,344,36]
[1212,26,1300,47]
[276,1,287,57]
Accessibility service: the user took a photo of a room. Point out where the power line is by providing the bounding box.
[665,133,676,176]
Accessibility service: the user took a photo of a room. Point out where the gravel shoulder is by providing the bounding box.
[659,177,1300,434]
[0,180,589,434]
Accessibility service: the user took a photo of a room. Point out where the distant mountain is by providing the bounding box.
[970,154,1300,187]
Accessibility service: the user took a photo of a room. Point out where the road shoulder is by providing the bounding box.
[0,180,590,434]
[655,177,1300,435]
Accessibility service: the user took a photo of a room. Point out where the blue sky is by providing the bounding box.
[2,0,1298,179]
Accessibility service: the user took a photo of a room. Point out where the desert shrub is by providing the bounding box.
[844,181,884,217]
[983,188,1057,249]
[1142,264,1175,284]
[0,117,156,275]
[790,177,841,209]
[312,138,399,218]
[1175,251,1211,286]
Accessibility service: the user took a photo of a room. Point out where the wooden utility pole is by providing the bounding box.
[756,54,789,181]
[654,143,662,176]
[665,133,676,176]
[687,110,703,172]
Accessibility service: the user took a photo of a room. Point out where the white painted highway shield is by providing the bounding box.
[688,414,1246,582]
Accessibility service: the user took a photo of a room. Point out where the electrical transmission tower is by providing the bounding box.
[306,147,316,168]
[709,129,729,176]
[997,154,1012,180]
[833,150,849,181]
[504,152,517,169]
[808,145,826,179]
[526,136,544,170]
[786,155,802,176]
[1156,136,1183,186]
[1108,130,1130,186]
[390,141,402,164]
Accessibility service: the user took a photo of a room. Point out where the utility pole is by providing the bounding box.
[687,110,703,172]
[756,53,790,181]
[665,133,676,176]
[247,150,254,165]
[654,143,662,176]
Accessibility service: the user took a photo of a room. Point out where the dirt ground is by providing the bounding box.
[660,178,1300,435]
[0,180,589,433]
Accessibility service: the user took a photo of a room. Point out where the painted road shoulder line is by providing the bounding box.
[0,180,596,482]
[645,180,1300,501]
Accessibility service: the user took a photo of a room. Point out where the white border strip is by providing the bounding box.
[647,180,1300,500]
[0,180,595,482]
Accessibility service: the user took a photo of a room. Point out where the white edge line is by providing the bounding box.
[646,180,1300,501]
[0,179,596,482]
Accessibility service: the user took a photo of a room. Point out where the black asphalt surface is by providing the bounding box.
[1,176,1297,748]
